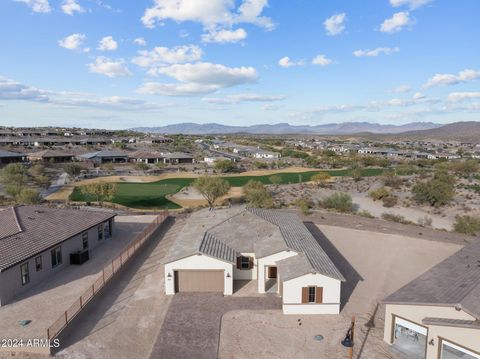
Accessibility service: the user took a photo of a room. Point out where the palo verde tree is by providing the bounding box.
[80,182,118,206]
[243,180,273,208]
[193,176,231,208]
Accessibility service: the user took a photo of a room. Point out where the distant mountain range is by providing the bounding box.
[132,121,441,135]
[398,121,480,140]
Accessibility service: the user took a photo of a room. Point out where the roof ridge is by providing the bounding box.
[11,206,23,233]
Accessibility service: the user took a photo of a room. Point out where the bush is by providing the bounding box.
[296,199,312,215]
[17,188,42,204]
[382,171,403,188]
[382,195,398,208]
[214,159,236,173]
[135,162,150,171]
[369,187,389,201]
[243,180,273,208]
[412,179,454,207]
[311,172,331,187]
[417,216,433,227]
[358,210,374,218]
[453,215,480,236]
[321,192,353,213]
[64,163,84,177]
[381,213,412,225]
[269,175,282,185]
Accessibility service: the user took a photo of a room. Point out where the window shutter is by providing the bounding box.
[236,256,241,269]
[248,257,254,269]
[301,287,308,304]
[316,287,323,304]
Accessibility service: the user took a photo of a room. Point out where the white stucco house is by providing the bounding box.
[383,239,480,359]
[163,207,345,315]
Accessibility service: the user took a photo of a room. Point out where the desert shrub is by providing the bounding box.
[311,172,331,187]
[453,215,480,236]
[64,162,84,177]
[296,199,311,215]
[135,162,149,171]
[214,159,236,173]
[243,180,273,208]
[321,192,353,213]
[396,164,420,176]
[369,187,389,201]
[381,213,412,225]
[358,210,374,218]
[382,171,403,188]
[17,188,42,204]
[417,215,433,227]
[269,175,282,185]
[412,179,454,207]
[382,195,398,208]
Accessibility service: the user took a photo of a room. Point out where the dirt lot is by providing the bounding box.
[218,223,461,359]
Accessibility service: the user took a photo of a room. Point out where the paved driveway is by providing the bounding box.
[150,293,281,359]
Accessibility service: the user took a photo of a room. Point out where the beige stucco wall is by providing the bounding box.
[0,219,113,306]
[257,250,297,293]
[384,303,480,359]
[233,253,257,280]
[164,254,233,295]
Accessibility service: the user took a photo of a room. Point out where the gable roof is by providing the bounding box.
[163,206,345,281]
[28,150,74,158]
[0,206,116,272]
[79,150,127,159]
[383,239,480,320]
[0,149,24,158]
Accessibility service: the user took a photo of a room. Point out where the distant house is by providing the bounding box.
[78,150,128,164]
[383,240,480,359]
[164,207,345,315]
[129,150,164,164]
[163,152,194,164]
[0,149,25,164]
[0,206,115,306]
[253,150,281,159]
[27,150,75,163]
[140,136,173,144]
[204,156,232,165]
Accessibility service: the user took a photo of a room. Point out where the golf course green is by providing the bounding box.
[69,168,384,209]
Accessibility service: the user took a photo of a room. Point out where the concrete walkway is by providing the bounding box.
[150,293,281,359]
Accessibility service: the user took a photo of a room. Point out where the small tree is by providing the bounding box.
[351,168,363,182]
[29,163,45,177]
[81,182,118,206]
[311,172,331,187]
[412,179,454,207]
[269,175,282,186]
[193,176,231,208]
[64,163,84,178]
[243,180,273,208]
[136,162,150,172]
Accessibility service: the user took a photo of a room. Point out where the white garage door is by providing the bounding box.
[175,270,224,292]
[441,340,480,359]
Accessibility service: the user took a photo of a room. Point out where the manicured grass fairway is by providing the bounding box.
[70,168,383,209]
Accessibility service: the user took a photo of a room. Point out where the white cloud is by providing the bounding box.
[391,84,411,93]
[134,37,147,46]
[0,76,164,110]
[141,0,274,31]
[380,12,413,33]
[132,45,203,74]
[58,33,87,51]
[87,57,132,78]
[278,56,303,68]
[262,104,279,111]
[312,54,332,66]
[97,36,118,51]
[424,69,480,88]
[14,0,51,13]
[61,0,85,15]
[324,13,346,36]
[390,0,433,10]
[413,92,426,100]
[447,92,480,102]
[137,62,258,96]
[353,47,400,57]
[202,28,247,43]
[203,93,286,104]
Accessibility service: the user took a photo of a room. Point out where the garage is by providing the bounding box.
[392,316,427,359]
[174,270,224,293]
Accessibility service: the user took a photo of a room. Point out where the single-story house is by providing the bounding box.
[27,150,75,163]
[253,150,281,159]
[129,150,164,164]
[78,150,128,164]
[0,206,115,306]
[204,156,232,165]
[383,239,480,359]
[164,207,345,315]
[0,149,25,164]
[163,152,194,164]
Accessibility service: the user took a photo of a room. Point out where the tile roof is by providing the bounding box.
[79,150,127,159]
[0,149,24,158]
[164,206,345,281]
[28,150,74,158]
[128,150,164,159]
[384,239,480,319]
[422,317,480,329]
[0,206,115,271]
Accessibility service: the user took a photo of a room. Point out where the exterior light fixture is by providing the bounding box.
[429,339,435,346]
[226,273,231,278]
[167,273,172,278]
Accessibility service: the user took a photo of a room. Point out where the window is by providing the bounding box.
[98,224,104,241]
[35,256,42,271]
[20,263,29,286]
[237,256,252,270]
[82,232,89,249]
[308,287,316,303]
[51,246,62,267]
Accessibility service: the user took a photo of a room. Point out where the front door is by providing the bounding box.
[268,266,277,279]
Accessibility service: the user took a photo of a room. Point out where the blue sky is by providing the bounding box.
[0,0,479,129]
